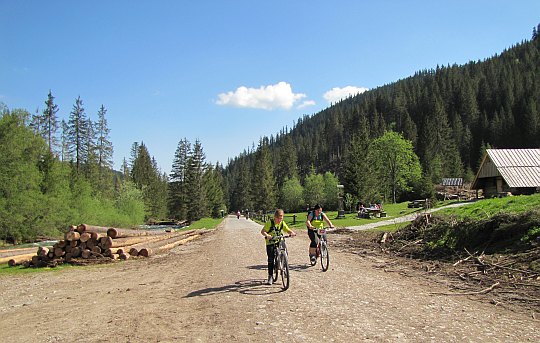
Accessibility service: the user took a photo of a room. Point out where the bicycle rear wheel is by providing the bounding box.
[280,252,290,290]
[320,240,329,272]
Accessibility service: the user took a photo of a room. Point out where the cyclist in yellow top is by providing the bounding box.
[306,204,334,264]
[261,209,297,285]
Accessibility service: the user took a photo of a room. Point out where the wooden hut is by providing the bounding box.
[471,149,540,198]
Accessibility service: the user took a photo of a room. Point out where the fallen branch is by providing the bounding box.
[397,239,423,252]
[430,282,500,296]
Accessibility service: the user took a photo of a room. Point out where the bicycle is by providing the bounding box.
[267,235,291,290]
[309,227,331,272]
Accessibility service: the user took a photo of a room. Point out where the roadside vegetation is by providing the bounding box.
[375,194,540,268]
[186,217,225,230]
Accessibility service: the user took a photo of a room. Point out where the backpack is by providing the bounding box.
[269,219,282,233]
[307,210,321,223]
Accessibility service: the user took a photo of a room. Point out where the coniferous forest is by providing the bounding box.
[1,25,539,243]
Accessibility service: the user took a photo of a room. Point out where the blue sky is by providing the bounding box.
[1,1,539,174]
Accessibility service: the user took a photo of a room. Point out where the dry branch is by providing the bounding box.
[431,282,500,296]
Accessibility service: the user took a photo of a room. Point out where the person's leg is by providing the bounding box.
[307,229,318,260]
[266,244,275,284]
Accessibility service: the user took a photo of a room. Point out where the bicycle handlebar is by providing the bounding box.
[265,234,292,241]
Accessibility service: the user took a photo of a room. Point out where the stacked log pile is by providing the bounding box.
[3,224,210,268]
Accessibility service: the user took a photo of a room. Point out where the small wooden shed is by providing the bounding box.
[471,149,540,198]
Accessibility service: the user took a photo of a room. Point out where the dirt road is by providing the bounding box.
[1,216,539,342]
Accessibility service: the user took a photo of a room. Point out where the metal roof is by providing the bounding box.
[486,149,540,187]
[441,178,463,186]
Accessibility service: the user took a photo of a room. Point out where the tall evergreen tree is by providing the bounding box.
[169,138,191,219]
[204,163,226,218]
[60,119,71,162]
[42,90,59,154]
[251,138,276,212]
[185,140,208,221]
[67,96,89,173]
[95,105,114,195]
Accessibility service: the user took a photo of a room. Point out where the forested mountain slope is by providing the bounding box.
[225,29,540,210]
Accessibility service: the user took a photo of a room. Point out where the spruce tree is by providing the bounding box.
[251,138,276,212]
[67,96,89,173]
[169,138,191,219]
[42,90,59,154]
[95,105,114,196]
[185,140,208,221]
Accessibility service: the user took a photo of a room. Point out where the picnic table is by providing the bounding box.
[357,207,387,219]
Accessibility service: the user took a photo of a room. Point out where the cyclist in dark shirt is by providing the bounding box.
[306,204,334,264]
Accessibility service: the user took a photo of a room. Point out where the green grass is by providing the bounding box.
[186,217,225,230]
[0,262,76,276]
[436,193,540,220]
[282,201,419,229]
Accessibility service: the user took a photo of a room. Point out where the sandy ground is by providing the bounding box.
[1,215,539,342]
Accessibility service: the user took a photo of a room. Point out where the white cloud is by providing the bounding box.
[323,86,369,103]
[297,100,316,109]
[216,81,306,110]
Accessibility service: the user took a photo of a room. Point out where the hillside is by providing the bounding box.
[224,29,540,211]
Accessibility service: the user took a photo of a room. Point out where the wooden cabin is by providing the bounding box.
[471,149,540,198]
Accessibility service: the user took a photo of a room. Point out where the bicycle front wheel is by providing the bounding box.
[280,252,290,290]
[320,240,329,272]
[272,250,279,282]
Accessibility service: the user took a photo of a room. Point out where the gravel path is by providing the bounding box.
[1,214,538,342]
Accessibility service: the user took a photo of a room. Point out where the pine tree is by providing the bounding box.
[275,135,298,187]
[185,140,208,221]
[67,96,89,173]
[169,138,191,219]
[60,120,71,162]
[95,105,114,183]
[251,138,276,212]
[204,163,226,217]
[42,90,59,155]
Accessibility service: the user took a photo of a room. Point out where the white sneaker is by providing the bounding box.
[266,276,273,285]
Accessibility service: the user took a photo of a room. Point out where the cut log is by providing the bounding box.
[65,230,80,241]
[0,247,41,258]
[106,227,172,239]
[119,252,130,260]
[0,252,36,264]
[87,238,98,249]
[90,232,102,240]
[112,230,196,256]
[79,232,91,242]
[129,247,139,256]
[91,246,102,254]
[81,249,92,259]
[54,247,65,257]
[100,236,113,249]
[71,247,81,258]
[31,255,40,264]
[37,246,49,257]
[138,248,153,257]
